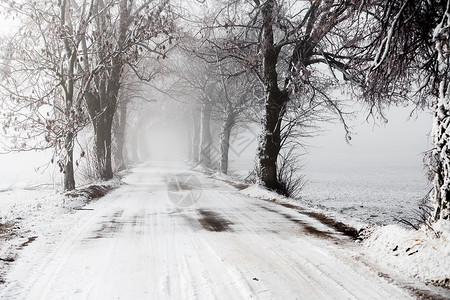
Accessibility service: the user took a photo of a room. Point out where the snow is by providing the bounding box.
[233,159,450,292]
[362,221,450,287]
[240,183,280,200]
[1,161,436,299]
[0,165,122,287]
[0,151,57,190]
[300,153,430,228]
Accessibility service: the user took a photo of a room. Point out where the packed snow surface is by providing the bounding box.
[0,162,417,299]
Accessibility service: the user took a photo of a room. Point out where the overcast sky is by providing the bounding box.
[307,104,432,169]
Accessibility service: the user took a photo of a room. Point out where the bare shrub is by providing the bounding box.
[277,148,306,198]
[75,134,98,185]
[244,157,260,184]
[394,191,440,238]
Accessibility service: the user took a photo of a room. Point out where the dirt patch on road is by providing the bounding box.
[17,236,38,250]
[279,212,335,240]
[406,285,450,300]
[90,210,125,239]
[197,209,233,232]
[298,210,360,240]
[273,202,360,240]
[257,204,335,239]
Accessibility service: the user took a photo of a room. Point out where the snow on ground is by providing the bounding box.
[1,145,448,298]
[362,221,450,288]
[0,151,57,190]
[300,153,430,228]
[0,186,84,283]
[229,154,430,229]
[293,153,449,288]
[239,183,450,292]
[228,153,449,291]
[198,164,449,297]
[2,161,439,299]
[222,109,450,292]
[0,166,122,286]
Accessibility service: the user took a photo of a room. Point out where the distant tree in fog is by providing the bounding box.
[169,55,217,167]
[211,61,263,174]
[168,49,263,172]
[112,71,145,171]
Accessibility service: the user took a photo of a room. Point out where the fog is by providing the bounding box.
[308,106,432,163]
[0,83,433,189]
[2,3,450,298]
[0,0,435,194]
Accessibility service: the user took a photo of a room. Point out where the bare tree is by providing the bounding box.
[0,0,96,190]
[200,0,366,193]
[80,0,176,180]
[189,104,201,163]
[212,62,263,174]
[168,54,218,167]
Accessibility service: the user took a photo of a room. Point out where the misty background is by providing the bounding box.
[0,2,433,225]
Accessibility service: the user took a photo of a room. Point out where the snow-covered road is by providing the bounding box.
[1,162,414,299]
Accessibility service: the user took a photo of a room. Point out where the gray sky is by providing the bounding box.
[306,105,432,170]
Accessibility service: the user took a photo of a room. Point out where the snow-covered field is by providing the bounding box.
[0,151,57,191]
[301,153,430,227]
[228,152,429,228]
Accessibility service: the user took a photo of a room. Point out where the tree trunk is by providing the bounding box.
[258,0,287,191]
[199,100,212,167]
[84,0,127,181]
[220,113,236,174]
[191,108,201,164]
[431,81,450,220]
[95,111,114,180]
[430,11,450,221]
[129,124,139,164]
[63,131,75,191]
[114,98,127,171]
[259,89,287,191]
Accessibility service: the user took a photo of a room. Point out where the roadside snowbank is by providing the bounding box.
[362,221,450,287]
[0,178,122,283]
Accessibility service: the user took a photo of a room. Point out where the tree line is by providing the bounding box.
[1,0,449,223]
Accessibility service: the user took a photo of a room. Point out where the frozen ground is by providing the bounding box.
[3,161,444,299]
